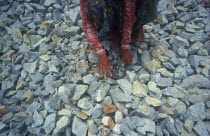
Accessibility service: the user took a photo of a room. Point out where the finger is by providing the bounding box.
[99,66,103,77]
[102,66,107,79]
[106,65,112,77]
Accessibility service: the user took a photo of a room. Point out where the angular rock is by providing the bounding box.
[180,74,210,89]
[53,116,70,135]
[23,61,39,73]
[161,87,185,98]
[101,116,115,129]
[173,36,189,47]
[115,92,132,103]
[145,96,162,107]
[77,97,93,110]
[32,111,43,127]
[117,79,132,95]
[132,80,148,97]
[193,120,209,136]
[43,114,56,135]
[188,55,210,68]
[72,117,88,136]
[144,60,161,74]
[72,85,89,101]
[95,83,110,102]
[103,104,117,114]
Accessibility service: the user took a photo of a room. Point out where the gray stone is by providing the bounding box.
[188,102,206,121]
[165,117,178,136]
[193,120,209,136]
[141,51,151,64]
[32,111,43,127]
[77,97,93,110]
[179,12,197,23]
[188,55,210,68]
[174,36,189,47]
[156,126,163,136]
[23,61,39,73]
[126,71,136,83]
[44,0,57,6]
[48,96,62,110]
[0,122,7,132]
[180,74,210,89]
[142,118,156,134]
[161,87,185,98]
[90,106,103,119]
[177,46,188,57]
[131,97,140,109]
[95,83,110,102]
[125,116,136,130]
[130,116,144,127]
[116,92,132,103]
[167,97,179,107]
[117,79,132,95]
[43,114,56,135]
[162,62,176,70]
[72,117,88,136]
[1,80,14,91]
[184,119,194,132]
[53,116,70,135]
[72,85,89,101]
[26,102,42,114]
[132,80,148,97]
[174,66,188,80]
[190,32,209,43]
[88,51,98,64]
[120,123,131,135]
[156,77,173,88]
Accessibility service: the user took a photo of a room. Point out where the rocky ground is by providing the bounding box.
[0,0,210,136]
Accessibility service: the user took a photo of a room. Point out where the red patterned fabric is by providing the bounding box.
[80,0,137,55]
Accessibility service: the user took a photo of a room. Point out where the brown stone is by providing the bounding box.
[103,104,117,114]
[0,105,8,116]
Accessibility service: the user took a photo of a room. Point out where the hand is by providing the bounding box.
[120,49,132,65]
[97,54,113,79]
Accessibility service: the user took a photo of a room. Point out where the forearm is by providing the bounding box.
[80,0,105,55]
[121,0,137,49]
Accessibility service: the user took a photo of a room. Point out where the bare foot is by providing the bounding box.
[133,26,145,45]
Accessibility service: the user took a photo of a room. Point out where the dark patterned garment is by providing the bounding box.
[87,0,159,39]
